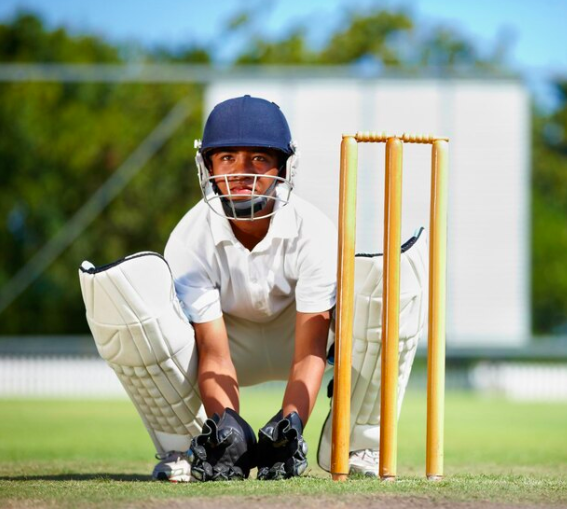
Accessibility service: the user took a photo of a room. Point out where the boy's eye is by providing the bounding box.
[253,155,267,162]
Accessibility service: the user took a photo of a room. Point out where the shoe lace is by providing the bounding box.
[364,449,379,461]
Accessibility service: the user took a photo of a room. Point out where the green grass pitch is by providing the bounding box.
[1,389,566,508]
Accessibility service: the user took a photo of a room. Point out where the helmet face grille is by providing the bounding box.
[195,138,300,223]
[201,173,293,221]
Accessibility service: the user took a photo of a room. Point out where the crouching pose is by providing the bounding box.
[78,95,426,482]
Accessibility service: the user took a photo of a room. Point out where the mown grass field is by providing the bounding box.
[1,389,566,508]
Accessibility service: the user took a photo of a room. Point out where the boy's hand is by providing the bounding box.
[189,408,256,481]
[257,410,308,480]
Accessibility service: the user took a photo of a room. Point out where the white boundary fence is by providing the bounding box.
[2,355,567,400]
[0,357,126,398]
[470,362,567,401]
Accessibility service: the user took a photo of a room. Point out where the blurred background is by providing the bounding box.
[0,0,566,400]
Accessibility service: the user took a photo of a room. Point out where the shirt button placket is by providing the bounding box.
[249,254,260,308]
[256,252,269,313]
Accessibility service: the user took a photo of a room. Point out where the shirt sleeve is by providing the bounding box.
[295,215,338,313]
[164,237,223,323]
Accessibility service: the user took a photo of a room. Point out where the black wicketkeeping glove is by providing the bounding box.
[256,410,308,480]
[188,408,257,481]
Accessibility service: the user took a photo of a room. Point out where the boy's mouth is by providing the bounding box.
[229,185,254,195]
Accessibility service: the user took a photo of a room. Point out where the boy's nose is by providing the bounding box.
[233,154,254,173]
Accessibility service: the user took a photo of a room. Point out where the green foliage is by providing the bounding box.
[0,13,205,333]
[234,7,505,71]
[418,27,483,69]
[149,44,212,63]
[318,9,413,66]
[531,81,567,334]
[236,29,316,65]
[0,12,119,63]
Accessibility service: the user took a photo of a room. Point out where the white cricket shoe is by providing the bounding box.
[349,449,379,477]
[152,451,192,482]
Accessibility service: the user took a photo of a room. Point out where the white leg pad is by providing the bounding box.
[317,229,428,472]
[78,252,206,454]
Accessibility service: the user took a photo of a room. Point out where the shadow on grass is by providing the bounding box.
[0,473,152,482]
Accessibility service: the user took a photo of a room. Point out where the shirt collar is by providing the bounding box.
[269,193,298,240]
[209,198,236,246]
[208,190,298,247]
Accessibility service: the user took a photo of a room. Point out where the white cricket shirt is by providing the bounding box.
[164,192,337,324]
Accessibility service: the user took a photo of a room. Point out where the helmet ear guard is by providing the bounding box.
[285,140,299,183]
[195,140,208,197]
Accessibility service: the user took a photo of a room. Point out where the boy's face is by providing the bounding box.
[208,147,282,201]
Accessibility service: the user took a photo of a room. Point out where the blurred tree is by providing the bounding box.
[0,12,119,62]
[531,81,567,334]
[234,7,505,71]
[417,27,481,70]
[318,9,413,66]
[0,13,205,333]
[149,44,212,63]
[236,29,315,65]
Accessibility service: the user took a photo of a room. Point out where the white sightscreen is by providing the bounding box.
[205,77,530,347]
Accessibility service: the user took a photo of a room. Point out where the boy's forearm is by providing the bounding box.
[282,354,326,425]
[282,310,330,425]
[198,354,240,417]
[193,318,240,417]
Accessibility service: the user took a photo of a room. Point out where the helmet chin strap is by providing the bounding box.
[218,179,279,219]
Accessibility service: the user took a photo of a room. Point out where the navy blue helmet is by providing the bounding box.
[201,95,294,156]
